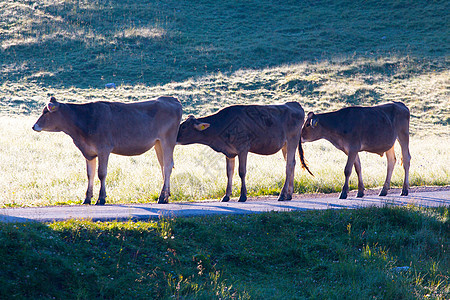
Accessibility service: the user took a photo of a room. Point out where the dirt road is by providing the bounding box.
[1,187,448,223]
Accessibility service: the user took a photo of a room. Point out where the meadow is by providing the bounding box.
[1,0,448,207]
[0,206,448,299]
[0,0,449,298]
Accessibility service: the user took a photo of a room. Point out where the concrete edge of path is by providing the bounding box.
[0,187,449,223]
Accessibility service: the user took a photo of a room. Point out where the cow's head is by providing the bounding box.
[301,112,321,142]
[177,115,210,145]
[32,97,63,132]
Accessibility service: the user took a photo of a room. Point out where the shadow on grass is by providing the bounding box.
[0,206,448,298]
[1,0,448,88]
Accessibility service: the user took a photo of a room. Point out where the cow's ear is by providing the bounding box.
[47,101,59,113]
[194,123,210,131]
[50,96,57,103]
[305,112,318,128]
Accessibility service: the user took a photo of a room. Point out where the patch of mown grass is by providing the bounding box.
[0,206,448,299]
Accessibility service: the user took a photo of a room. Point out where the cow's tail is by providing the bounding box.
[298,139,314,176]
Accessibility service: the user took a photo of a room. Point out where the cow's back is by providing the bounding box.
[384,101,410,131]
[346,102,409,154]
[369,102,410,137]
[204,102,304,155]
[76,97,181,155]
[105,97,181,135]
[212,102,303,131]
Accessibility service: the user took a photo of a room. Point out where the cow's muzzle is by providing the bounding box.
[32,124,42,132]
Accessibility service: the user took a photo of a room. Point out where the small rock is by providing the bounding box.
[105,83,116,89]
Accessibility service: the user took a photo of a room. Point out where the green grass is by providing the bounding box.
[0,206,448,299]
[1,1,448,299]
[1,0,448,88]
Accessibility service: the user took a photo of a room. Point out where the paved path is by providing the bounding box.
[1,188,448,223]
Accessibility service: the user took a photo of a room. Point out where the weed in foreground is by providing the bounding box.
[3,207,447,298]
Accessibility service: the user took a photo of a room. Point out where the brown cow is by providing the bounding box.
[177,102,312,202]
[301,101,411,199]
[32,96,182,205]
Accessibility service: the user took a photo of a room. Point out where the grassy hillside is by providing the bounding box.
[0,2,449,298]
[0,0,448,206]
[1,207,448,299]
[1,0,448,88]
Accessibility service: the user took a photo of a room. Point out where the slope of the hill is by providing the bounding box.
[1,0,448,88]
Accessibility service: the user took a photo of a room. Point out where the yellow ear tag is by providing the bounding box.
[201,124,207,130]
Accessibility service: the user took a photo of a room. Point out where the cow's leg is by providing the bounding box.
[156,140,175,204]
[96,153,110,205]
[398,131,411,196]
[154,140,164,179]
[83,158,96,205]
[279,143,296,201]
[281,144,296,198]
[281,145,287,161]
[238,152,248,202]
[340,150,358,199]
[222,157,235,202]
[155,141,166,203]
[380,146,396,196]
[354,154,365,198]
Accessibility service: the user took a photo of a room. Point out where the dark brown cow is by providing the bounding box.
[301,101,411,199]
[177,102,312,202]
[32,96,182,205]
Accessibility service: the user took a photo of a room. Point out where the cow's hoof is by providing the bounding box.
[339,192,347,199]
[357,191,364,198]
[157,192,169,204]
[221,195,230,202]
[95,198,106,205]
[238,195,247,202]
[157,196,168,204]
[277,194,291,201]
[83,199,91,205]
[379,189,388,197]
[401,190,408,196]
